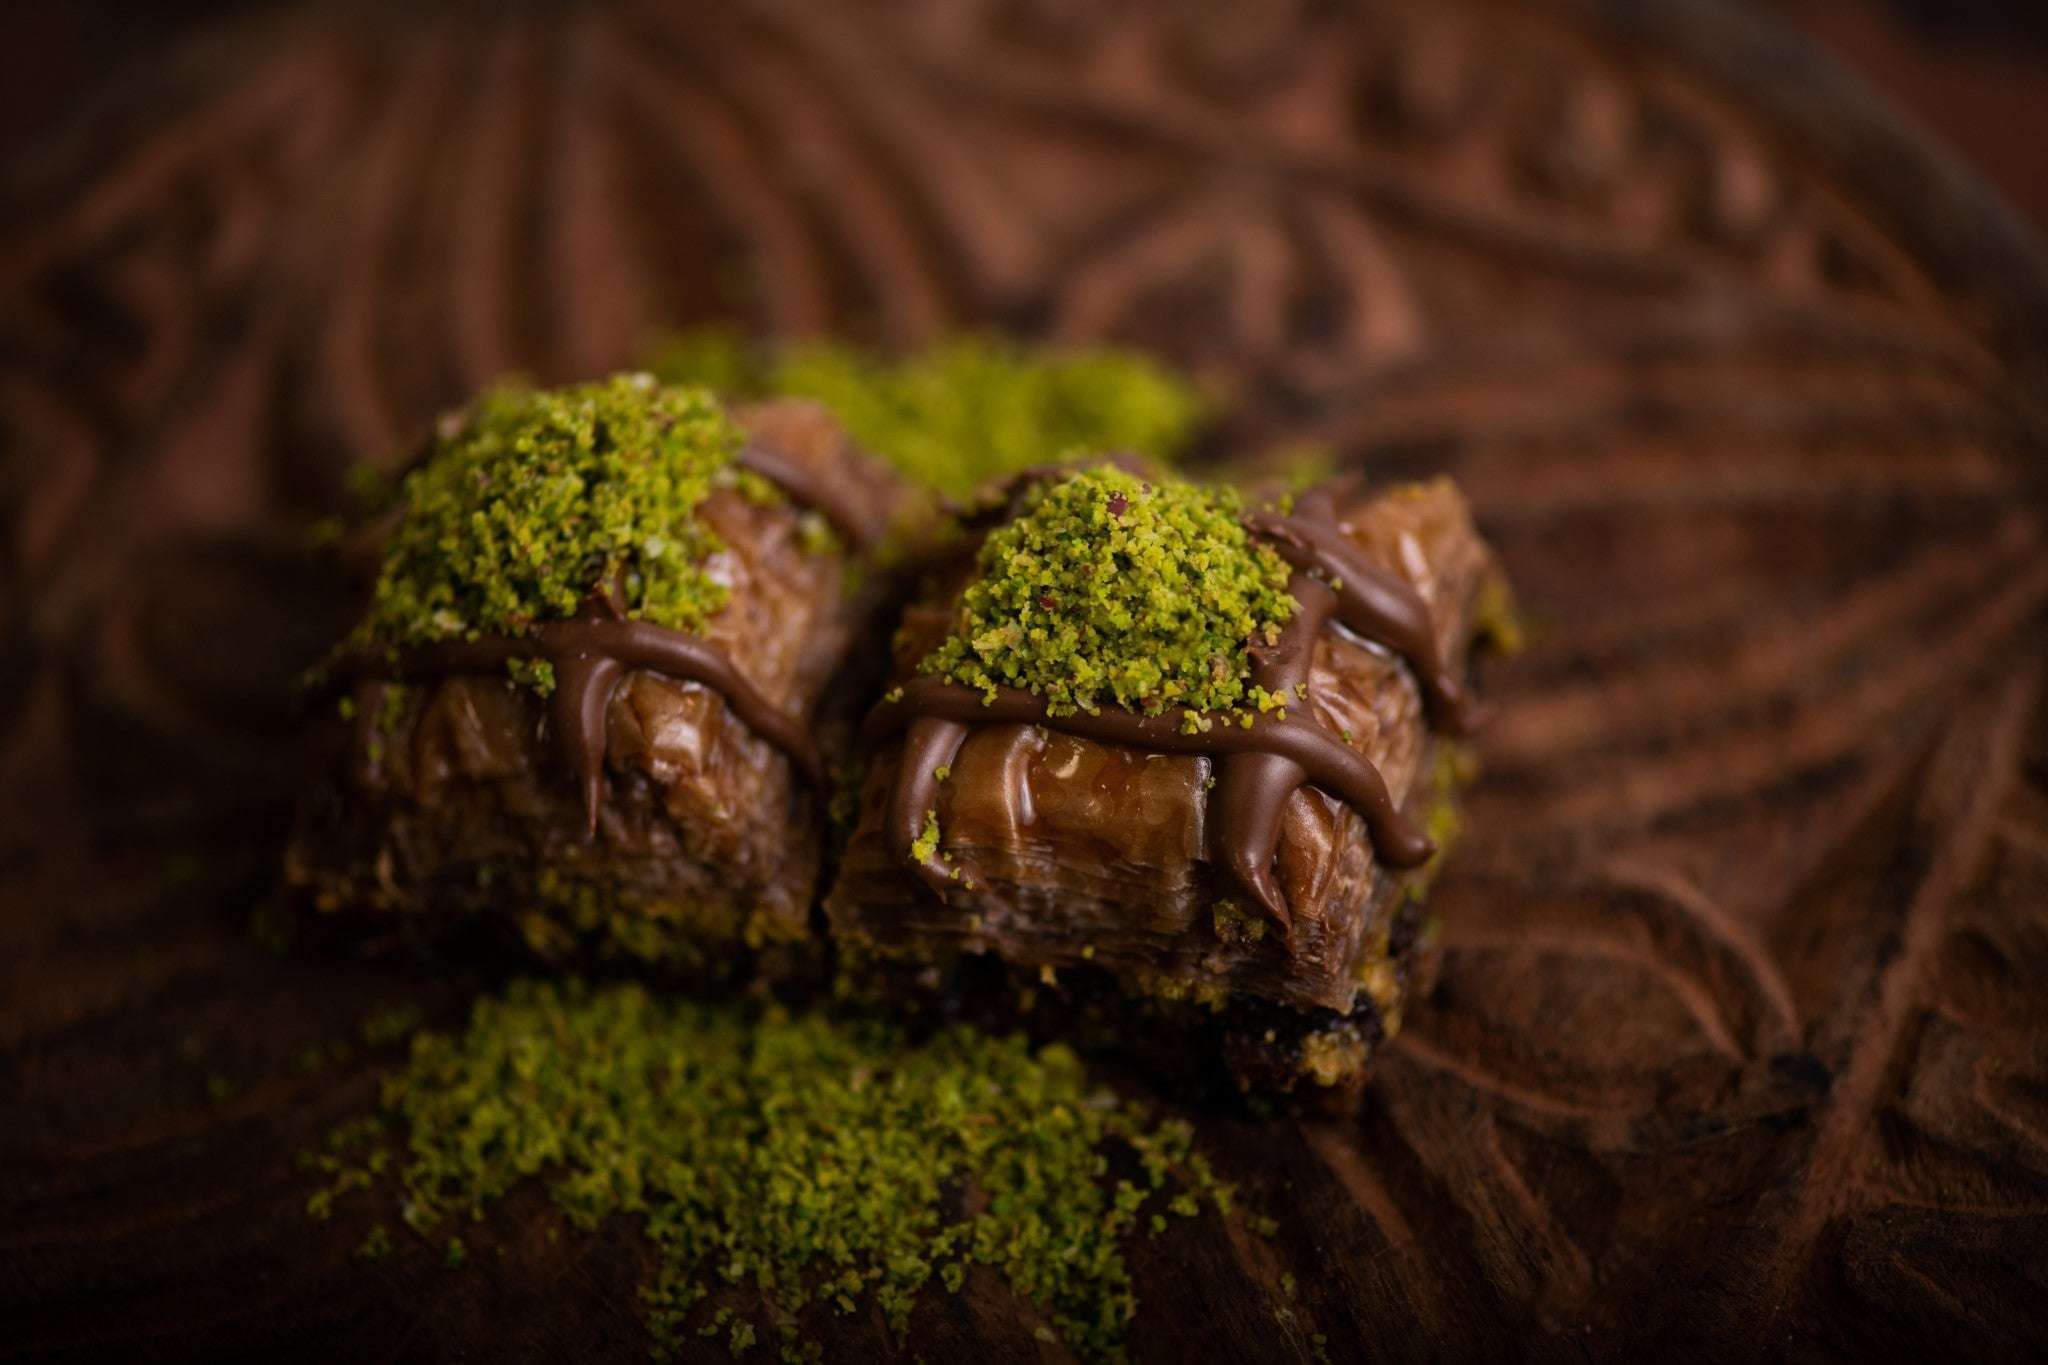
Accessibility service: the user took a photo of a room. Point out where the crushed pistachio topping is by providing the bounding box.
[909,811,943,866]
[362,683,411,766]
[1211,900,1269,946]
[1473,571,1525,656]
[1298,1030,1368,1088]
[358,374,744,651]
[304,979,1239,1362]
[919,466,1295,720]
[504,657,557,696]
[649,330,1204,497]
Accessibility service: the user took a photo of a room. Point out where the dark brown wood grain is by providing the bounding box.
[5,0,2048,1359]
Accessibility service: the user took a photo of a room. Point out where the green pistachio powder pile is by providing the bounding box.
[357,333,1203,655]
[649,330,1202,498]
[922,465,1297,724]
[307,981,1243,1362]
[306,340,1279,1359]
[358,374,747,653]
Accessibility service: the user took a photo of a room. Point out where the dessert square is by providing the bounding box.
[828,467,1507,1099]
[285,380,901,976]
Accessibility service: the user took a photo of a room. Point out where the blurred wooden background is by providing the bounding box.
[11,1,2048,230]
[6,0,2048,1359]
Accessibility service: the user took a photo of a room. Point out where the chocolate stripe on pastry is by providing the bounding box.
[866,673,1435,883]
[337,593,823,839]
[736,439,880,551]
[888,716,977,898]
[331,406,876,838]
[1244,507,1476,734]
[1211,572,1335,930]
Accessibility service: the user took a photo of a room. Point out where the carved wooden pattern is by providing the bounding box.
[5,0,2047,1357]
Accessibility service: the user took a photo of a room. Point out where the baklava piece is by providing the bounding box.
[828,463,1507,1102]
[286,375,903,976]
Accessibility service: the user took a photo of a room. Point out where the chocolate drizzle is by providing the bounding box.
[1244,505,1476,733]
[889,716,976,897]
[1210,571,1337,928]
[337,440,846,839]
[339,595,823,839]
[873,477,1478,929]
[867,674,1435,904]
[736,441,878,551]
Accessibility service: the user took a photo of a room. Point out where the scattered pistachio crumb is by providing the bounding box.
[506,657,557,696]
[910,811,942,866]
[1298,1031,1368,1088]
[305,979,1248,1362]
[650,331,1204,497]
[1473,572,1525,656]
[795,513,841,561]
[1211,901,1269,945]
[375,683,409,737]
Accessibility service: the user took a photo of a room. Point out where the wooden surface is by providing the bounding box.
[6,0,2048,1358]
